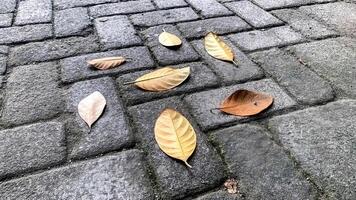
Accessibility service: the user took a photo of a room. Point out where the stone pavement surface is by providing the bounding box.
[0,0,355,199]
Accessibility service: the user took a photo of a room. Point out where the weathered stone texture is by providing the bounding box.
[186,0,233,18]
[0,0,17,14]
[54,0,118,10]
[15,0,52,25]
[153,0,187,9]
[0,24,52,44]
[54,7,91,37]
[0,13,12,27]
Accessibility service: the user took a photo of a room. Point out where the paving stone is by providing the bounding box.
[287,37,356,98]
[0,56,6,74]
[0,122,66,179]
[142,25,200,65]
[300,2,356,36]
[186,0,233,18]
[0,150,155,200]
[0,46,8,55]
[89,0,155,18]
[229,26,304,51]
[61,46,154,83]
[0,24,52,44]
[194,191,241,200]
[129,97,226,199]
[0,13,12,27]
[184,79,296,131]
[15,0,52,25]
[272,9,337,39]
[211,124,317,199]
[1,62,64,126]
[177,16,251,39]
[0,0,17,13]
[117,62,219,105]
[9,35,99,66]
[95,15,142,50]
[225,1,283,28]
[191,39,263,84]
[252,0,334,10]
[154,0,187,9]
[54,7,91,37]
[250,48,334,104]
[268,100,356,199]
[130,7,199,26]
[66,77,133,159]
[54,0,118,10]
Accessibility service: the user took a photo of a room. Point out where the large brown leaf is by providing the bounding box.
[78,91,106,128]
[204,32,238,66]
[87,56,126,70]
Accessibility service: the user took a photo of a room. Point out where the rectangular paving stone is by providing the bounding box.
[154,0,187,9]
[250,48,334,104]
[54,0,118,10]
[61,46,154,83]
[130,7,199,27]
[229,26,304,51]
[0,56,6,74]
[15,0,52,25]
[0,0,16,13]
[0,122,66,179]
[191,38,263,84]
[95,15,142,50]
[66,77,133,159]
[142,25,200,65]
[54,7,91,37]
[0,13,12,27]
[272,9,337,39]
[225,1,283,28]
[1,62,64,126]
[211,124,317,199]
[186,0,233,18]
[9,35,99,66]
[184,79,296,131]
[268,100,356,199]
[0,150,155,200]
[177,16,251,39]
[252,0,334,10]
[117,62,220,105]
[0,24,52,44]
[129,97,226,199]
[0,45,8,55]
[89,0,155,18]
[287,37,356,98]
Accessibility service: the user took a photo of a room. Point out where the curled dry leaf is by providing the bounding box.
[224,179,238,194]
[154,108,197,168]
[159,30,182,47]
[204,32,238,66]
[78,91,106,128]
[87,56,126,70]
[220,89,273,116]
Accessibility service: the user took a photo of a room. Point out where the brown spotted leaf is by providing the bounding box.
[87,56,126,70]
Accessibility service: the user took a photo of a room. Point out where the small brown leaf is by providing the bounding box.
[220,89,273,116]
[159,30,182,47]
[87,57,126,70]
[224,179,238,194]
[78,91,106,128]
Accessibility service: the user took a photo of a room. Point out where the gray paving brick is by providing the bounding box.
[0,0,16,13]
[117,62,219,105]
[15,0,52,25]
[153,0,187,9]
[191,39,263,84]
[0,46,8,55]
[1,62,64,126]
[54,7,91,37]
[61,46,154,83]
[272,9,337,39]
[129,97,226,199]
[9,35,99,66]
[195,191,241,200]
[66,77,133,159]
[250,48,334,104]
[95,15,142,50]
[225,1,283,28]
[142,25,200,65]
[0,24,52,45]
[229,26,304,51]
[184,79,296,131]
[54,0,118,10]
[89,0,155,18]
[0,13,12,27]
[0,150,155,200]
[252,0,334,10]
[0,56,6,74]
[186,0,232,18]
[268,100,356,199]
[0,122,66,179]
[211,124,317,199]
[130,7,199,26]
[177,16,251,39]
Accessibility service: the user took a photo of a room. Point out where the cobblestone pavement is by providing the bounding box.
[0,0,355,199]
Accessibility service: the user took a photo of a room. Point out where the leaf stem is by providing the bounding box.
[232,60,239,67]
[184,161,192,168]
[163,28,166,32]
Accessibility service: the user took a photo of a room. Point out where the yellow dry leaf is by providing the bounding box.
[78,91,106,128]
[154,108,197,168]
[87,57,126,70]
[159,31,182,47]
[204,32,237,65]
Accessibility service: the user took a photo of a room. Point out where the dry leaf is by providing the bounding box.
[224,179,238,194]
[220,89,273,116]
[204,32,237,65]
[87,57,126,70]
[128,67,190,91]
[154,108,197,168]
[159,30,182,47]
[78,91,106,128]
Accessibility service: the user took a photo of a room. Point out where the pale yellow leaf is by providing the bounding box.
[78,91,106,128]
[159,31,182,47]
[87,57,126,70]
[204,32,237,65]
[154,108,197,168]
